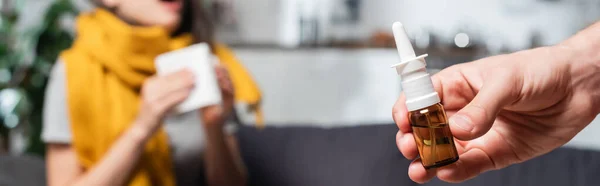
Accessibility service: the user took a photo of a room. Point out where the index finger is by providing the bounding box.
[392,93,411,133]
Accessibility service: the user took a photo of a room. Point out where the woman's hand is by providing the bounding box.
[393,44,600,183]
[201,65,235,127]
[135,69,195,135]
[199,65,247,186]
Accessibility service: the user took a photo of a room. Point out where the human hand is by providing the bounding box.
[134,69,195,135]
[393,45,600,183]
[201,65,235,127]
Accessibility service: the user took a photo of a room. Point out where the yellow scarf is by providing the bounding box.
[60,9,262,186]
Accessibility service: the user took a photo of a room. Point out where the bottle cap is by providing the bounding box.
[391,22,440,111]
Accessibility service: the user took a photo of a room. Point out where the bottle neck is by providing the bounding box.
[401,70,441,111]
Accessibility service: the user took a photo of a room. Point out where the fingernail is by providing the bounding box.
[396,131,403,142]
[408,162,419,172]
[394,112,403,122]
[450,114,473,132]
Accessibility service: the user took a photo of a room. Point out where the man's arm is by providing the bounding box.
[558,21,600,115]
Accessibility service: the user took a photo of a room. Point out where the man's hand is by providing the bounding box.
[393,43,600,183]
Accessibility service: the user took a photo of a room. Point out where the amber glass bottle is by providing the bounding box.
[409,103,459,169]
[392,21,459,169]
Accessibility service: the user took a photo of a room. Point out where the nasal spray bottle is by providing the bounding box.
[391,22,459,169]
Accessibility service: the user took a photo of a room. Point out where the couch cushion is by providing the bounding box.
[238,124,413,186]
[0,155,46,186]
[238,124,600,186]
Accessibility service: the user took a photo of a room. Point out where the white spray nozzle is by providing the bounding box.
[390,22,439,111]
[393,22,416,61]
[390,22,428,75]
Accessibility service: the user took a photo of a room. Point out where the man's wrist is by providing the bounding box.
[585,57,600,114]
[553,40,600,114]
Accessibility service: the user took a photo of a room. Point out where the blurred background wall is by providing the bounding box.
[25,0,600,50]
[3,0,600,155]
[215,0,599,51]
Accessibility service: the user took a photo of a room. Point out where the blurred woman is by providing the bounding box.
[42,0,262,185]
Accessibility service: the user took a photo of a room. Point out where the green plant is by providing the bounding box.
[0,0,77,155]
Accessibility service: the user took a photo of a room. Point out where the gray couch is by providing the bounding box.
[2,124,600,186]
[238,124,600,186]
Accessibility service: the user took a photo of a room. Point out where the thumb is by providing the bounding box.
[449,76,515,140]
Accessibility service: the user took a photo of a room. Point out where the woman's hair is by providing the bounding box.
[92,0,215,48]
[173,0,215,48]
